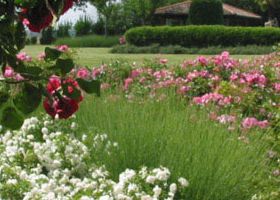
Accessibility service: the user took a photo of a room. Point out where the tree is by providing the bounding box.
[189,0,224,25]
[122,0,167,25]
[89,0,118,36]
[256,0,280,25]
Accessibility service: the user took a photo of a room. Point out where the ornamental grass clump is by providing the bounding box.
[76,94,268,200]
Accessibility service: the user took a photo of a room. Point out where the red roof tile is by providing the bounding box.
[155,1,261,19]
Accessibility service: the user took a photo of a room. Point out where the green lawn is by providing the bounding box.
[24,45,259,67]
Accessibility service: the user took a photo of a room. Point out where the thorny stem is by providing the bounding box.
[0,78,30,84]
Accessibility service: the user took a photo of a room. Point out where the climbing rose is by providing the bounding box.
[21,0,77,32]
[44,76,83,118]
[47,76,61,94]
[43,97,79,119]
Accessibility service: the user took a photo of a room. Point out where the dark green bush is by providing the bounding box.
[31,37,37,44]
[189,0,224,25]
[54,35,119,47]
[40,27,55,45]
[74,16,93,36]
[125,26,280,47]
[92,20,105,35]
[57,22,72,38]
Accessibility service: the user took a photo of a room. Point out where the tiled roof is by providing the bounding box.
[155,1,261,19]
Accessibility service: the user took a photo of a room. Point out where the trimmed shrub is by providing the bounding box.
[125,26,280,47]
[54,35,119,47]
[189,0,224,25]
[74,16,93,36]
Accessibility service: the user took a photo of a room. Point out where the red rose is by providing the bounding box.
[62,0,75,14]
[43,97,79,119]
[21,9,53,32]
[47,76,61,94]
[21,0,77,32]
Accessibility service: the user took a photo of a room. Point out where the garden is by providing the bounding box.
[0,0,280,200]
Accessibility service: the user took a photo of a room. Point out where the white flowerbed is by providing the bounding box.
[0,116,188,199]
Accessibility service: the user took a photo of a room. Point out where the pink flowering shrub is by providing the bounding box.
[91,51,280,132]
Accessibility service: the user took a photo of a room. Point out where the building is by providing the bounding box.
[154,1,262,26]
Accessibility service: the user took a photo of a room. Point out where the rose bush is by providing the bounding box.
[0,0,101,130]
[88,52,280,133]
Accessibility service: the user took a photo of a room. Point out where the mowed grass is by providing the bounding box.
[24,45,259,67]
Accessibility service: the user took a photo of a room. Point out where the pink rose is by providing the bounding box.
[160,58,168,65]
[4,66,14,78]
[197,56,208,66]
[77,68,90,79]
[274,83,280,92]
[56,45,69,52]
[16,52,32,62]
[124,78,133,90]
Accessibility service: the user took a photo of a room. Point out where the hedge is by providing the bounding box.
[125,26,280,47]
[111,44,274,55]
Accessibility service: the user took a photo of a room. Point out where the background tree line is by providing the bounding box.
[75,0,279,36]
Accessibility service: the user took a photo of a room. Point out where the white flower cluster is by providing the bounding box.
[91,133,118,154]
[0,116,189,199]
[113,167,189,200]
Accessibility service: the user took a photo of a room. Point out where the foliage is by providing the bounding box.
[88,0,176,35]
[122,0,167,25]
[92,20,106,35]
[256,0,280,25]
[74,16,93,36]
[56,22,72,38]
[84,51,280,134]
[40,27,55,45]
[125,25,280,47]
[189,0,224,25]
[0,0,100,130]
[89,0,118,35]
[0,115,189,199]
[76,93,268,200]
[26,37,37,45]
[91,4,131,35]
[54,35,119,47]
[111,44,274,55]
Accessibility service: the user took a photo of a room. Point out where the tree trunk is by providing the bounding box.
[104,16,108,36]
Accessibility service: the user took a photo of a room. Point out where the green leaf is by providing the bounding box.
[18,66,43,80]
[0,48,3,66]
[77,79,101,96]
[0,92,9,108]
[15,22,26,51]
[56,59,75,74]
[62,83,82,101]
[1,107,24,130]
[13,83,42,114]
[44,47,62,61]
